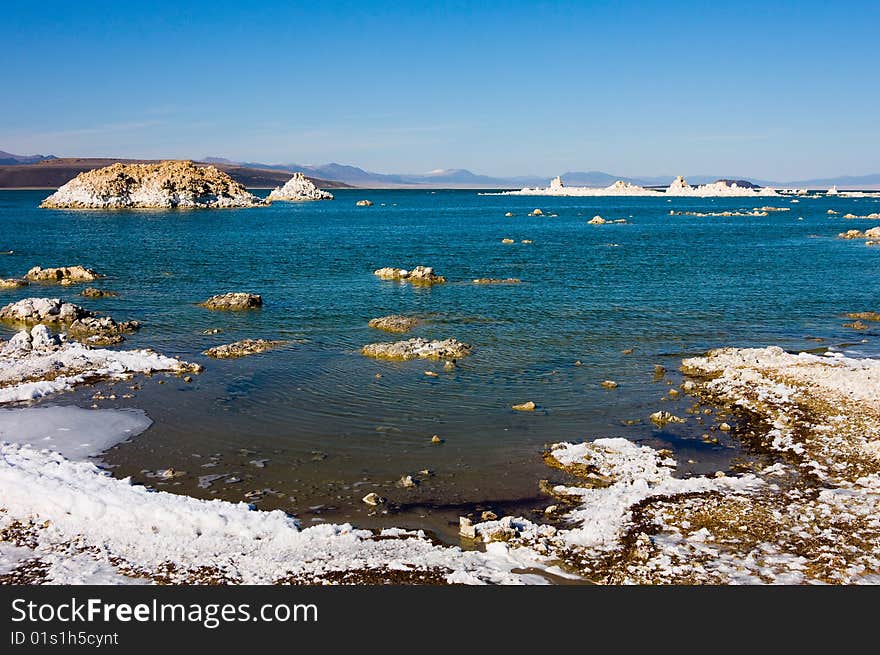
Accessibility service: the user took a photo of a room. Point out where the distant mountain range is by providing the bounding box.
[0,150,57,166]
[2,150,879,189]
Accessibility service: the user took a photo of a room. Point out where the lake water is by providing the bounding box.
[1,188,878,541]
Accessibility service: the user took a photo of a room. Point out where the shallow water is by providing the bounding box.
[1,189,878,541]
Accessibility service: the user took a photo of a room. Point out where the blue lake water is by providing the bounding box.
[1,188,879,540]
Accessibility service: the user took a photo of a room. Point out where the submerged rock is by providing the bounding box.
[472,277,521,285]
[25,265,102,284]
[0,278,28,289]
[361,337,472,360]
[80,287,118,298]
[839,227,880,240]
[0,297,139,346]
[40,161,266,209]
[267,172,334,201]
[368,315,420,333]
[199,293,263,311]
[373,266,446,284]
[847,311,880,322]
[203,339,287,359]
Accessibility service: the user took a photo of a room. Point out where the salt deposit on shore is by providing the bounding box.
[0,443,548,584]
[2,341,879,583]
[0,406,152,461]
[464,347,880,583]
[0,326,200,404]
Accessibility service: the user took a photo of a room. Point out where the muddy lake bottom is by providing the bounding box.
[1,189,879,545]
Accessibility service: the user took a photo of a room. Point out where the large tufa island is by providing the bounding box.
[40,161,267,209]
[267,172,334,201]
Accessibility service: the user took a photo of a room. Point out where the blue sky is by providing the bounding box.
[3,0,878,179]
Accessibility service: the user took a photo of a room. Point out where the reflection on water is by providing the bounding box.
[1,189,878,540]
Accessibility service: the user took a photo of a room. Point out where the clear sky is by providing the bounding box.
[3,0,878,180]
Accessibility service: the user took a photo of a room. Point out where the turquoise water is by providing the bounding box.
[1,189,879,539]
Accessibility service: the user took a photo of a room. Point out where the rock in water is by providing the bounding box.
[356,200,373,207]
[80,287,117,298]
[649,410,686,426]
[368,315,420,333]
[203,339,287,359]
[512,401,536,411]
[266,172,333,202]
[472,278,521,285]
[362,492,385,506]
[373,266,446,284]
[25,265,102,284]
[0,278,28,289]
[199,293,263,311]
[361,337,472,360]
[39,161,266,209]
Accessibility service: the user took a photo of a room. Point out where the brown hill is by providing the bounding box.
[0,158,352,190]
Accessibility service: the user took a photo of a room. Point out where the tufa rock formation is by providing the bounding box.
[267,172,334,202]
[40,161,266,209]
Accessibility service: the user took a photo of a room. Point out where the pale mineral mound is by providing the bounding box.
[40,161,266,209]
[267,172,333,202]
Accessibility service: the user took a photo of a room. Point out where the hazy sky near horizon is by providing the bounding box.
[3,0,879,180]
